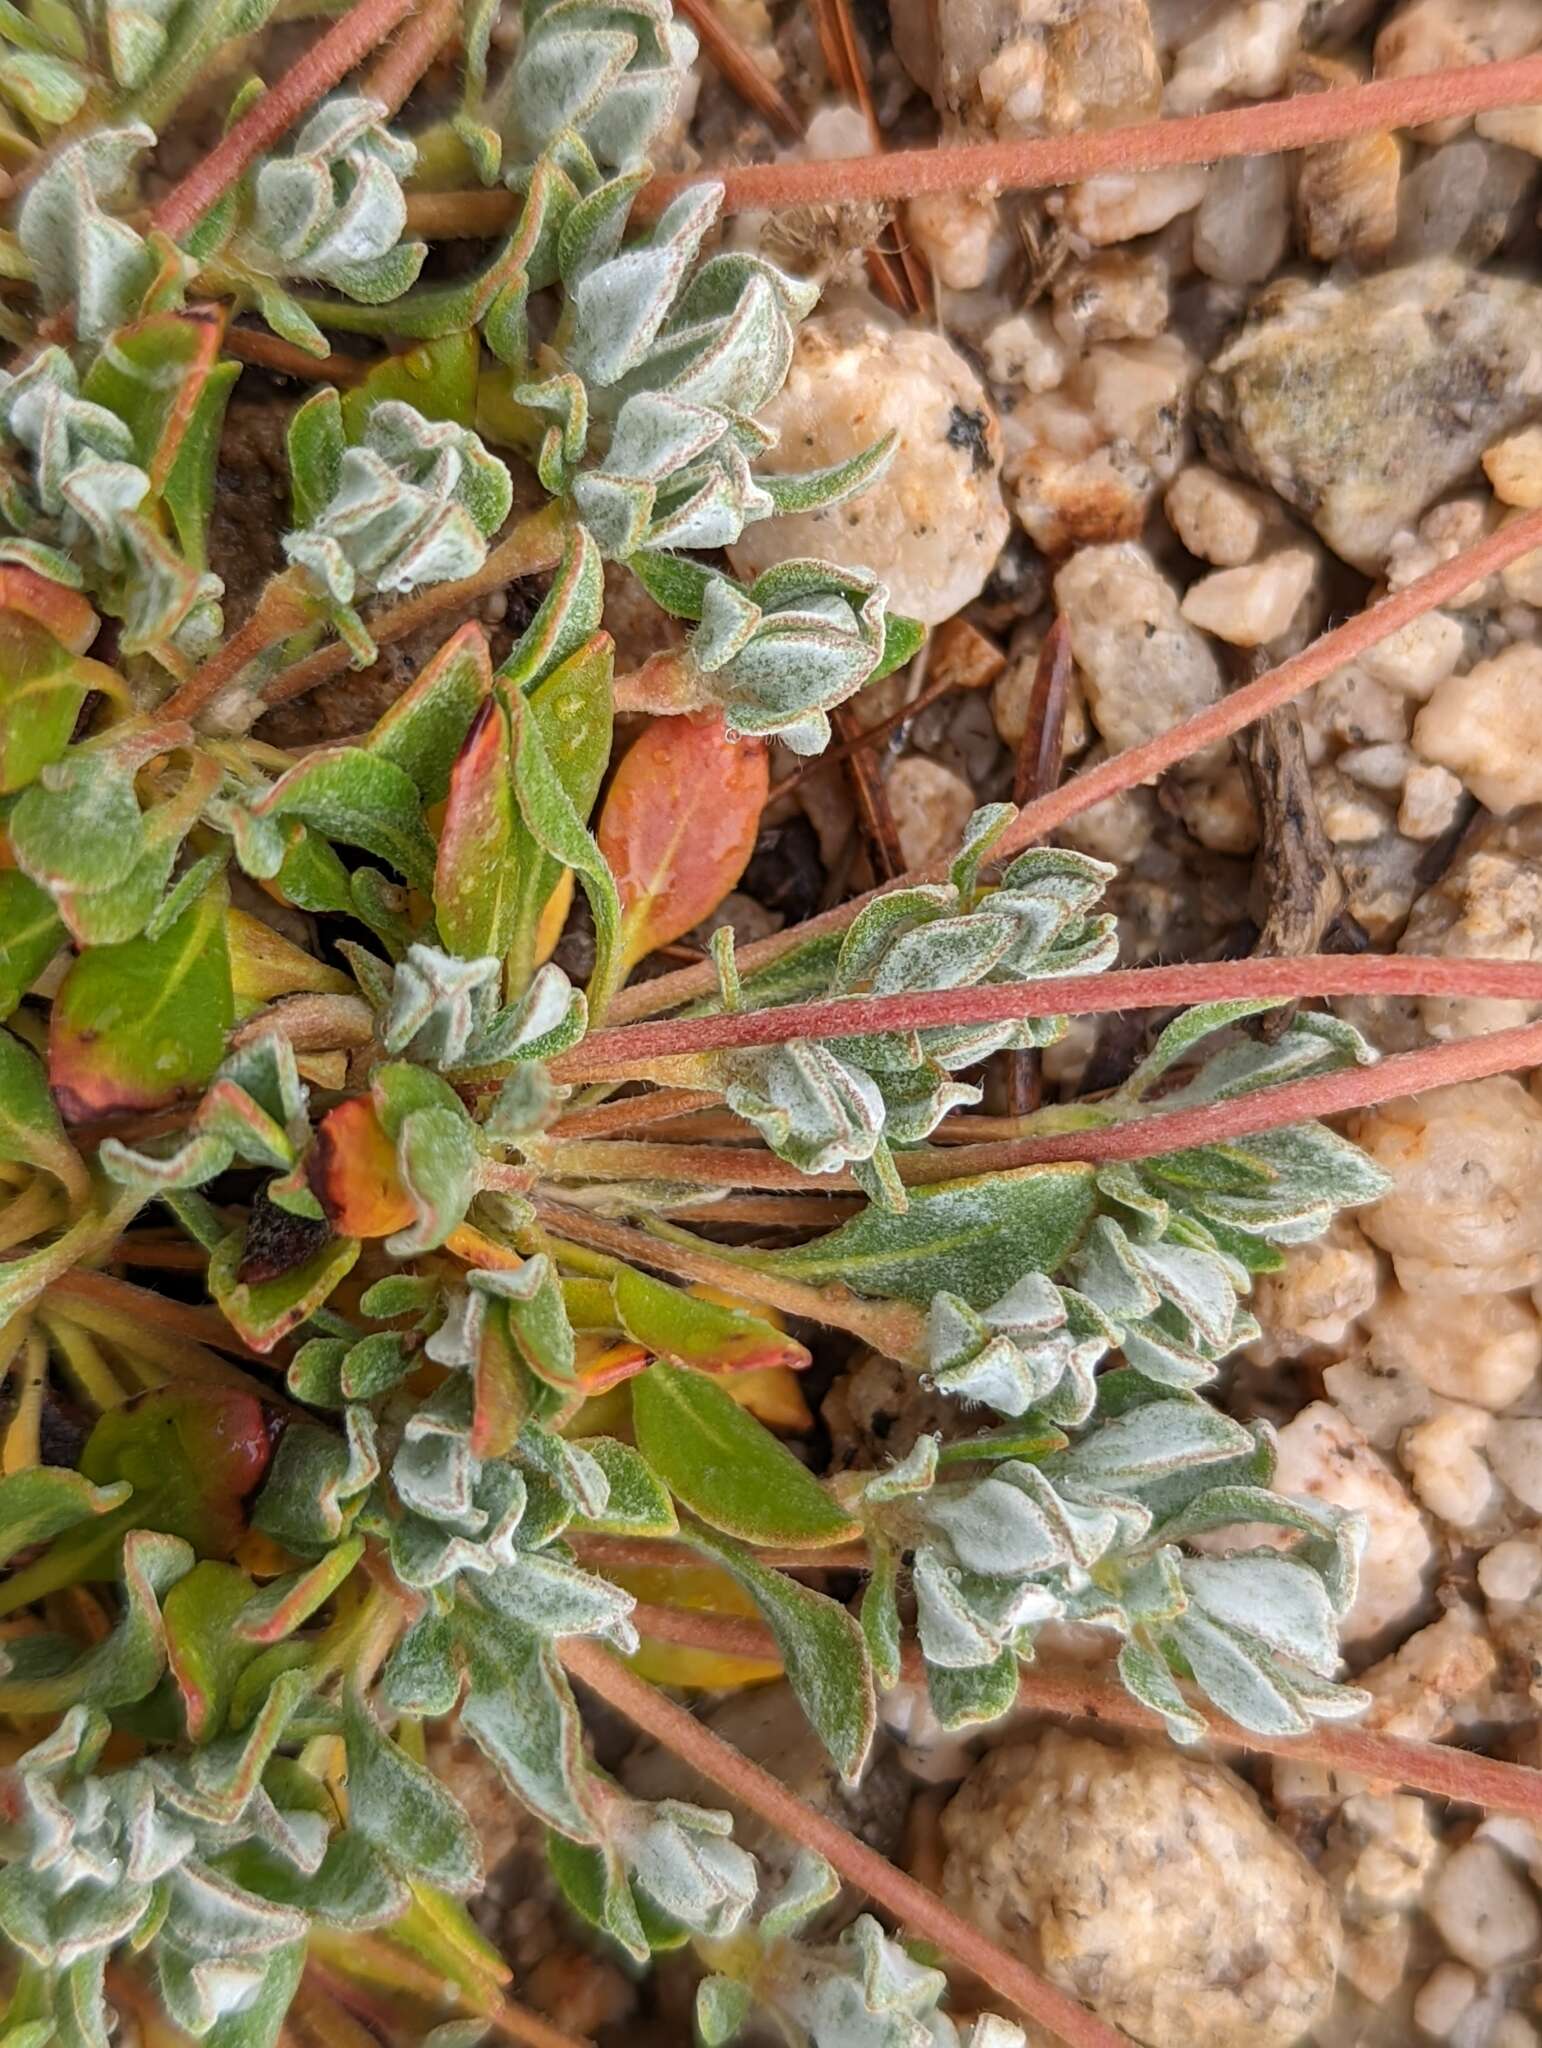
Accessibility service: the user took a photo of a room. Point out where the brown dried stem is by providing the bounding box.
[559,1636,1130,2048]
[605,503,1542,1023]
[675,0,801,139]
[150,0,425,242]
[614,1603,1542,1825]
[639,51,1542,215]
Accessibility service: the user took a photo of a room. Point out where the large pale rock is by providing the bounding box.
[729,308,1009,626]
[940,1729,1341,2047]
[1197,262,1542,571]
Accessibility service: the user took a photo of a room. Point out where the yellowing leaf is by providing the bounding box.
[227,907,354,1013]
[610,1561,782,1692]
[533,867,573,968]
[597,713,767,974]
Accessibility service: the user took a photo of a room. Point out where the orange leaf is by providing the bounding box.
[596,713,767,973]
[0,567,98,654]
[307,1096,415,1239]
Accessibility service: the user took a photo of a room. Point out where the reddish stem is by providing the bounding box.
[615,1604,1542,1825]
[605,505,1542,1025]
[224,326,371,386]
[638,51,1542,215]
[550,1087,723,1140]
[362,0,460,115]
[46,1268,274,1361]
[161,576,311,724]
[554,954,1542,1076]
[559,1637,1130,2048]
[151,0,424,243]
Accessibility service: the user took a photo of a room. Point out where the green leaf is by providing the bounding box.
[632,1359,858,1549]
[0,1526,190,1713]
[546,1833,688,1956]
[0,612,93,793]
[860,1543,901,1692]
[454,1602,595,1840]
[344,1688,484,1894]
[871,611,926,685]
[255,748,438,894]
[48,877,233,1121]
[686,1526,875,1783]
[80,1385,273,1557]
[368,619,492,805]
[760,430,896,515]
[611,1264,809,1374]
[506,632,613,990]
[925,1648,1019,1731]
[767,1164,1098,1310]
[287,387,346,529]
[201,1942,306,2048]
[163,1557,258,1741]
[0,1466,129,1569]
[341,332,479,439]
[0,870,64,1019]
[568,1438,678,1537]
[0,1025,87,1201]
[162,358,240,569]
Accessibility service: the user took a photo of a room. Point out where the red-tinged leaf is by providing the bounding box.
[307,1094,417,1239]
[233,1534,364,1644]
[469,1299,528,1462]
[613,1265,810,1376]
[81,304,226,493]
[0,564,98,653]
[48,878,234,1122]
[596,714,767,973]
[0,614,111,795]
[369,618,493,806]
[80,1385,275,1559]
[163,1558,255,1741]
[435,693,518,959]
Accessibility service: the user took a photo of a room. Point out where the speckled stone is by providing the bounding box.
[1197,261,1542,570]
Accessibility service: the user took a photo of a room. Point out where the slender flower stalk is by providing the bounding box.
[612,1603,1542,1825]
[606,504,1542,1022]
[638,50,1542,214]
[557,955,1542,1077]
[149,0,425,240]
[560,1636,1131,2048]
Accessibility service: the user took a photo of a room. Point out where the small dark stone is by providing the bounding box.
[39,1395,91,1469]
[946,403,993,475]
[238,1183,331,1287]
[742,813,825,925]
